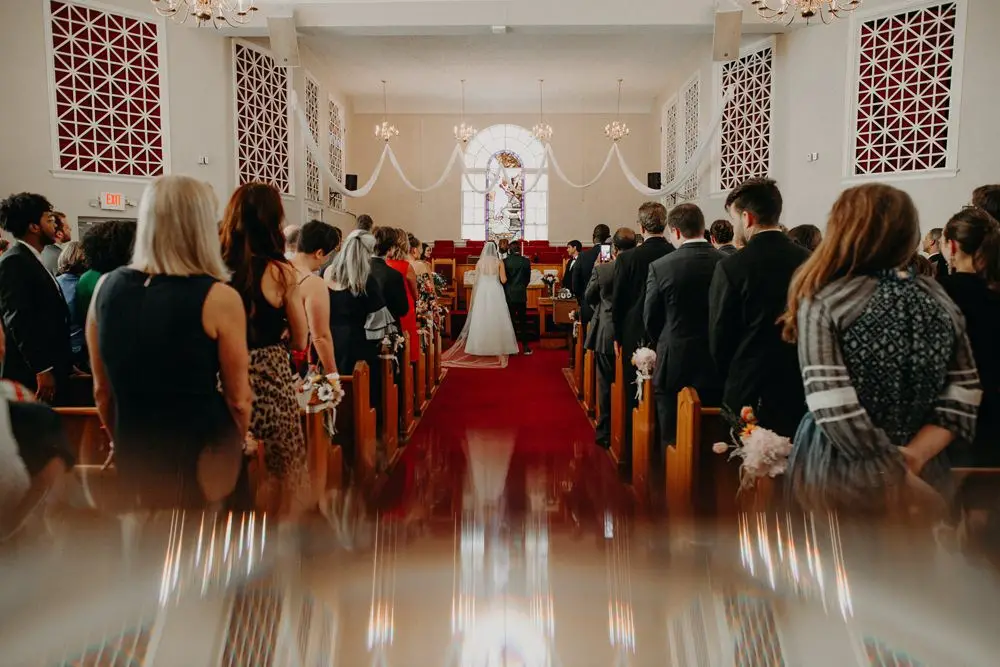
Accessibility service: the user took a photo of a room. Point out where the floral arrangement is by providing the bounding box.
[381,330,406,367]
[713,406,793,492]
[541,273,557,297]
[631,346,656,401]
[296,370,346,412]
[432,271,448,295]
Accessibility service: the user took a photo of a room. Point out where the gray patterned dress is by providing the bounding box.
[787,268,981,512]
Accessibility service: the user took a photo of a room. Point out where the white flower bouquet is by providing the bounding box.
[631,346,656,401]
[296,370,346,412]
[713,406,792,492]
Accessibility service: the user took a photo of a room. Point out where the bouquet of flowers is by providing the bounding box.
[432,271,448,295]
[631,346,656,401]
[381,330,406,366]
[296,370,346,412]
[713,406,792,492]
[541,273,557,297]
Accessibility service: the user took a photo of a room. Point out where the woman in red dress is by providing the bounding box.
[385,228,419,347]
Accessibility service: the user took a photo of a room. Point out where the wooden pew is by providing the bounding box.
[609,349,626,464]
[380,353,400,463]
[401,332,415,441]
[631,377,655,501]
[425,330,437,398]
[414,333,427,415]
[435,330,445,384]
[573,323,586,398]
[334,361,377,482]
[582,350,596,417]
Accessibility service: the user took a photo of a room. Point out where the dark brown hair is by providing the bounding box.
[972,185,1000,223]
[709,218,733,244]
[219,182,289,318]
[372,227,397,256]
[781,184,919,342]
[787,224,822,252]
[943,206,1000,288]
[725,178,783,228]
[637,202,667,234]
[667,203,705,239]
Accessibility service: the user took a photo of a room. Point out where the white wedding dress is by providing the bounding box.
[442,242,520,369]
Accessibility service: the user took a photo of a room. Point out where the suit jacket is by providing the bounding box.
[644,241,724,403]
[0,243,73,392]
[708,231,810,436]
[41,244,62,275]
[503,254,531,304]
[370,257,409,323]
[584,262,615,356]
[563,256,579,296]
[573,245,602,323]
[611,236,672,352]
[717,244,738,256]
[929,252,948,280]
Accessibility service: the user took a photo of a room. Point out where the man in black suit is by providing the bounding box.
[709,178,810,438]
[612,203,673,466]
[709,218,738,256]
[573,224,611,325]
[645,204,723,450]
[40,212,69,276]
[503,241,533,356]
[585,227,636,447]
[923,228,948,279]
[370,227,410,324]
[563,240,582,296]
[0,193,73,404]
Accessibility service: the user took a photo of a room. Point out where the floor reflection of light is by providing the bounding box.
[460,607,549,667]
[367,513,397,651]
[604,514,635,655]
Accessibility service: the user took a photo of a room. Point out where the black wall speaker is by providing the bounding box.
[647,172,662,190]
[345,174,358,191]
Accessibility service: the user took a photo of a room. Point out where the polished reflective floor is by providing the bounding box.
[2,351,1000,666]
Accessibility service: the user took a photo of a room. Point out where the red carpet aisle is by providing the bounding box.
[375,350,628,520]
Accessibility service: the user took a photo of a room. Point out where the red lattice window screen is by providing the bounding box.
[234,42,290,194]
[48,1,165,178]
[719,46,773,192]
[853,2,959,176]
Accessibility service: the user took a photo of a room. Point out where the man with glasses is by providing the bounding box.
[0,194,72,404]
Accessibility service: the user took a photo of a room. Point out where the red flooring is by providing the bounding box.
[376,350,629,521]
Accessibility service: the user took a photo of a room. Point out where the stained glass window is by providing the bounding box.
[233,42,290,194]
[719,43,773,192]
[47,1,166,178]
[852,2,961,176]
[461,125,547,241]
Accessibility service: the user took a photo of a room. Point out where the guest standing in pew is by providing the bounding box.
[387,229,419,348]
[781,184,979,513]
[612,203,673,470]
[922,228,948,280]
[709,178,809,439]
[586,227,636,448]
[787,224,822,252]
[313,220,342,278]
[88,176,252,511]
[973,184,1000,221]
[289,220,341,376]
[0,193,73,404]
[325,231,394,426]
[55,241,88,370]
[574,224,612,325]
[76,219,137,324]
[356,214,374,233]
[221,183,311,518]
[370,227,411,328]
[939,206,1000,468]
[40,212,70,276]
[504,241,533,356]
[563,240,582,297]
[709,219,738,256]
[644,204,723,450]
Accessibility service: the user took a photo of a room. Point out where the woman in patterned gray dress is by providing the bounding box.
[780,184,981,514]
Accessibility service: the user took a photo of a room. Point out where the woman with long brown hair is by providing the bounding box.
[939,206,1000,467]
[219,183,310,517]
[781,184,980,514]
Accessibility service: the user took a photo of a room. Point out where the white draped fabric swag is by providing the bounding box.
[289,89,733,200]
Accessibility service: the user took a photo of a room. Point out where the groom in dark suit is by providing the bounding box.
[503,241,532,356]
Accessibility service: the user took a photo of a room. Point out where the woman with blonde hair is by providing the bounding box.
[220,183,309,517]
[87,175,253,510]
[781,183,980,514]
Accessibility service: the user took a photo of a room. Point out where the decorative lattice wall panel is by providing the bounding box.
[304,76,321,203]
[863,637,925,667]
[47,1,166,177]
[723,592,785,667]
[719,45,773,192]
[233,42,290,194]
[853,2,961,176]
[220,583,283,667]
[328,97,345,209]
[661,99,678,207]
[680,77,700,201]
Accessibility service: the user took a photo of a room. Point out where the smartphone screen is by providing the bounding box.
[599,244,612,262]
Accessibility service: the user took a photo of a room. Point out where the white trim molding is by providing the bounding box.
[842,0,968,183]
[304,71,322,204]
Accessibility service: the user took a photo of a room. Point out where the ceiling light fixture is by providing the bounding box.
[604,79,629,142]
[453,80,477,144]
[150,0,257,28]
[374,80,399,143]
[748,0,862,25]
[532,79,553,143]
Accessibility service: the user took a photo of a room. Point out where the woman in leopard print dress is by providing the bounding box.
[220,183,311,517]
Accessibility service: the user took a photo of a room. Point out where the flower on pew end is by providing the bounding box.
[631,347,656,380]
[712,441,730,454]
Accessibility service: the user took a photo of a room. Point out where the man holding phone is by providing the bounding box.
[572,224,611,325]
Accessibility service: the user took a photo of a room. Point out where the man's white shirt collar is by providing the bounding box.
[682,238,710,246]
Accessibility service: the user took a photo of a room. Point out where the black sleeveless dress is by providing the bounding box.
[95,269,246,510]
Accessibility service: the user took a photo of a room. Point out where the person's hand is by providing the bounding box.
[35,370,57,403]
[898,446,926,475]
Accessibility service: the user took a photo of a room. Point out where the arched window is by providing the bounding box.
[461,124,548,241]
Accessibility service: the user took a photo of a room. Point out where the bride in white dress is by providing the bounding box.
[442,241,520,369]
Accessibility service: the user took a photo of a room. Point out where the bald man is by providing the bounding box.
[283,224,300,260]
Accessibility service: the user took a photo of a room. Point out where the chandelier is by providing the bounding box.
[453,80,477,144]
[374,80,399,143]
[604,79,630,142]
[532,79,554,143]
[150,0,257,27]
[748,0,862,24]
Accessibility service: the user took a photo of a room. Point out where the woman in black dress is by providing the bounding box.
[87,175,252,510]
[939,206,1000,467]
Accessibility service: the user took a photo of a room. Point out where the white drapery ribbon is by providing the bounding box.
[290,88,733,200]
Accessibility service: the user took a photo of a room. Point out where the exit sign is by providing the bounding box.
[99,192,125,211]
